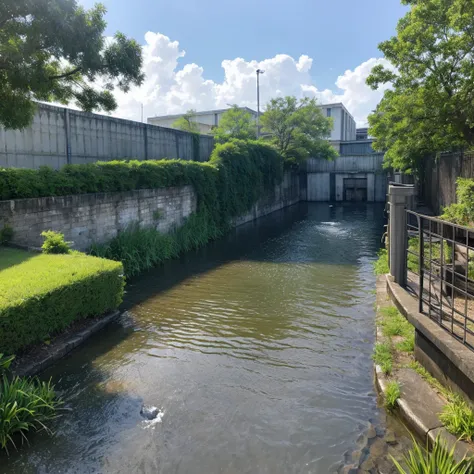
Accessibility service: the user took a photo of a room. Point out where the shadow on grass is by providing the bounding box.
[0,247,37,272]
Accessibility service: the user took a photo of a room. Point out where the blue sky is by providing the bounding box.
[84,0,407,125]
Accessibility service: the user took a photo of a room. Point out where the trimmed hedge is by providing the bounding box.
[0,249,124,354]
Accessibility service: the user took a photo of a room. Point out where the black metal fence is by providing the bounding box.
[406,210,474,350]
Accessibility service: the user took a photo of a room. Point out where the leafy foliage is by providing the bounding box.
[440,394,474,442]
[0,373,61,454]
[0,160,217,200]
[0,250,124,354]
[385,381,401,411]
[41,231,72,254]
[212,106,257,143]
[392,434,473,474]
[260,96,337,166]
[91,140,284,277]
[0,0,144,130]
[367,0,474,172]
[442,178,474,226]
[0,354,14,375]
[172,110,201,134]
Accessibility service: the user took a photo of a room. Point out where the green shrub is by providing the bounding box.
[439,394,474,441]
[41,230,71,254]
[0,226,13,246]
[373,248,389,275]
[385,381,401,411]
[0,251,124,354]
[442,178,474,226]
[392,434,473,474]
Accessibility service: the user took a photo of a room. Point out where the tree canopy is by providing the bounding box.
[260,96,337,165]
[172,110,200,133]
[212,105,256,143]
[0,0,144,129]
[367,0,474,172]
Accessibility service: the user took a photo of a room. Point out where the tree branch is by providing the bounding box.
[48,67,82,80]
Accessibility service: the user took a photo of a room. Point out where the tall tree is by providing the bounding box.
[172,110,200,133]
[260,96,337,165]
[0,0,144,129]
[367,0,474,172]
[212,105,257,143]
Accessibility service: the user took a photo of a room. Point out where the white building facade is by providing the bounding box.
[318,103,356,142]
[148,107,257,134]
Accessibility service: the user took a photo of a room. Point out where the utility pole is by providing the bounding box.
[141,103,144,123]
[256,69,264,139]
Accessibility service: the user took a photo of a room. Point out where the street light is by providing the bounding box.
[256,69,264,139]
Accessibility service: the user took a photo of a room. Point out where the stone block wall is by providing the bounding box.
[0,186,196,251]
[0,171,302,251]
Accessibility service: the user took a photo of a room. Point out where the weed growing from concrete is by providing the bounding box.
[395,334,415,352]
[379,306,414,340]
[392,434,473,474]
[440,394,474,442]
[385,381,400,411]
[407,361,451,399]
[373,343,393,375]
[373,248,389,275]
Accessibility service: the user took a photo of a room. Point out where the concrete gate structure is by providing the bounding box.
[306,154,387,202]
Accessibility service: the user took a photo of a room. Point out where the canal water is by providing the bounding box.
[4,203,388,474]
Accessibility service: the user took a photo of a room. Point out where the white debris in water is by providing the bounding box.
[142,409,164,429]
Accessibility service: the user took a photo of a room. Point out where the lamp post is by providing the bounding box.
[256,69,264,139]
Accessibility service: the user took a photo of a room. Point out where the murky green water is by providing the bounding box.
[3,203,387,474]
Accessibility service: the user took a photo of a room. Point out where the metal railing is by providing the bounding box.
[406,210,474,350]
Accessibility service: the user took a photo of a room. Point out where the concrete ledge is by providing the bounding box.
[386,276,474,400]
[13,311,121,377]
[375,275,474,462]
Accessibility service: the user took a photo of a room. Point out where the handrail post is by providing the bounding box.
[388,184,416,287]
[418,214,424,313]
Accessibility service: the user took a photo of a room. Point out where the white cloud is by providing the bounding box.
[112,32,392,127]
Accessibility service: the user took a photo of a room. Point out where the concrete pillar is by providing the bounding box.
[389,184,416,286]
[64,108,71,164]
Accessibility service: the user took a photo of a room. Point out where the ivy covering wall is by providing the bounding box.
[0,140,284,277]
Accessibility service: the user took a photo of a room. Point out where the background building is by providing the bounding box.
[318,103,356,142]
[148,107,257,134]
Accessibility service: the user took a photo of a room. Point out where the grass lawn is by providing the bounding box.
[0,247,36,271]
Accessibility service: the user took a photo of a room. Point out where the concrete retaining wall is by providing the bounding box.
[0,171,302,251]
[0,186,197,251]
[0,103,214,169]
[232,172,302,227]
